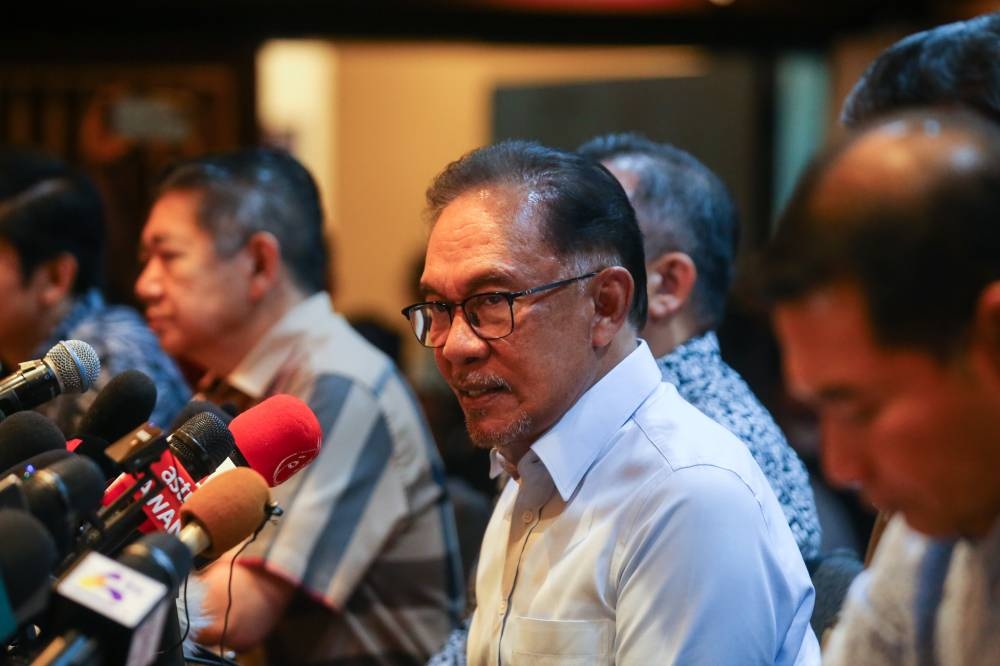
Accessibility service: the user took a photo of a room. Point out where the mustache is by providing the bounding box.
[451,372,510,392]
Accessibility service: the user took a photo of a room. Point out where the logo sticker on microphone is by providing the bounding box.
[272,448,319,485]
[58,552,168,628]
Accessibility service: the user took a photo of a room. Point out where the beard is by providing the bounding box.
[464,407,532,452]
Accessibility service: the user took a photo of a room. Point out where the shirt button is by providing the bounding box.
[499,599,507,613]
[521,510,534,524]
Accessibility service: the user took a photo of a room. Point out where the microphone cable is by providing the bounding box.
[159,498,282,666]
[218,500,283,660]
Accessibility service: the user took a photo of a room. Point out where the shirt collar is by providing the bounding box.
[213,292,333,400]
[513,340,661,502]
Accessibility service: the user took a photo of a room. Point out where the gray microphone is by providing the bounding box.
[0,339,100,421]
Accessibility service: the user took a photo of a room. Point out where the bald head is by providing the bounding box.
[813,115,991,217]
[762,108,1000,356]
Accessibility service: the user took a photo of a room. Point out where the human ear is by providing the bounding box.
[35,253,78,308]
[591,266,634,347]
[646,252,696,323]
[245,231,282,301]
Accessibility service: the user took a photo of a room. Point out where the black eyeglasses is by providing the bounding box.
[401,272,599,348]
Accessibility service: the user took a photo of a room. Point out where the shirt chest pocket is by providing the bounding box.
[508,616,614,666]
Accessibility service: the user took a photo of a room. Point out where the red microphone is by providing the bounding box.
[226,394,322,486]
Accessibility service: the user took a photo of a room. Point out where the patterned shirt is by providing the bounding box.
[34,289,190,435]
[657,331,821,559]
[205,293,464,664]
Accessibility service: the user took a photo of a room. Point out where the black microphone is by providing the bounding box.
[0,411,67,473]
[0,455,108,559]
[0,448,73,480]
[0,509,59,642]
[70,369,159,482]
[0,340,100,422]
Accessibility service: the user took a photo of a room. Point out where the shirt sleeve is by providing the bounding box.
[614,464,818,665]
[239,373,411,610]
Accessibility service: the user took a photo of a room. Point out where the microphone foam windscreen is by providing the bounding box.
[38,455,108,516]
[0,448,72,479]
[77,369,158,441]
[46,340,100,393]
[0,509,58,609]
[180,467,269,559]
[228,394,322,487]
[0,411,66,472]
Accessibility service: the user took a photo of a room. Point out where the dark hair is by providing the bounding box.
[426,140,647,329]
[761,109,1000,357]
[156,147,328,294]
[0,149,105,295]
[578,132,739,331]
[842,12,1000,127]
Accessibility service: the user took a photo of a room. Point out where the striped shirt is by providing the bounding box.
[203,293,464,664]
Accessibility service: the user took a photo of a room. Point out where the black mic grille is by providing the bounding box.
[169,412,234,480]
[45,340,100,393]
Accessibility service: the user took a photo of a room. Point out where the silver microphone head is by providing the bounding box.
[44,340,101,393]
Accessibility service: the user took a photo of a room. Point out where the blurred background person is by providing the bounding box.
[763,107,1000,666]
[0,147,189,433]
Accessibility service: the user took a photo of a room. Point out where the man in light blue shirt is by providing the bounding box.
[407,140,818,664]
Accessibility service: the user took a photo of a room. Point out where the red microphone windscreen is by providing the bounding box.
[228,394,322,487]
[180,467,269,558]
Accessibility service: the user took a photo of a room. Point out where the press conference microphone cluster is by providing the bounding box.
[32,468,272,666]
[84,393,321,560]
[0,354,322,665]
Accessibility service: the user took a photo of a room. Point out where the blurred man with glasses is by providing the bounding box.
[407,140,818,665]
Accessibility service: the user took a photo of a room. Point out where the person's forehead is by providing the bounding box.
[423,188,558,288]
[774,284,877,380]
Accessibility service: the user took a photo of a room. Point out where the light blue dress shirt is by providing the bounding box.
[467,341,819,665]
